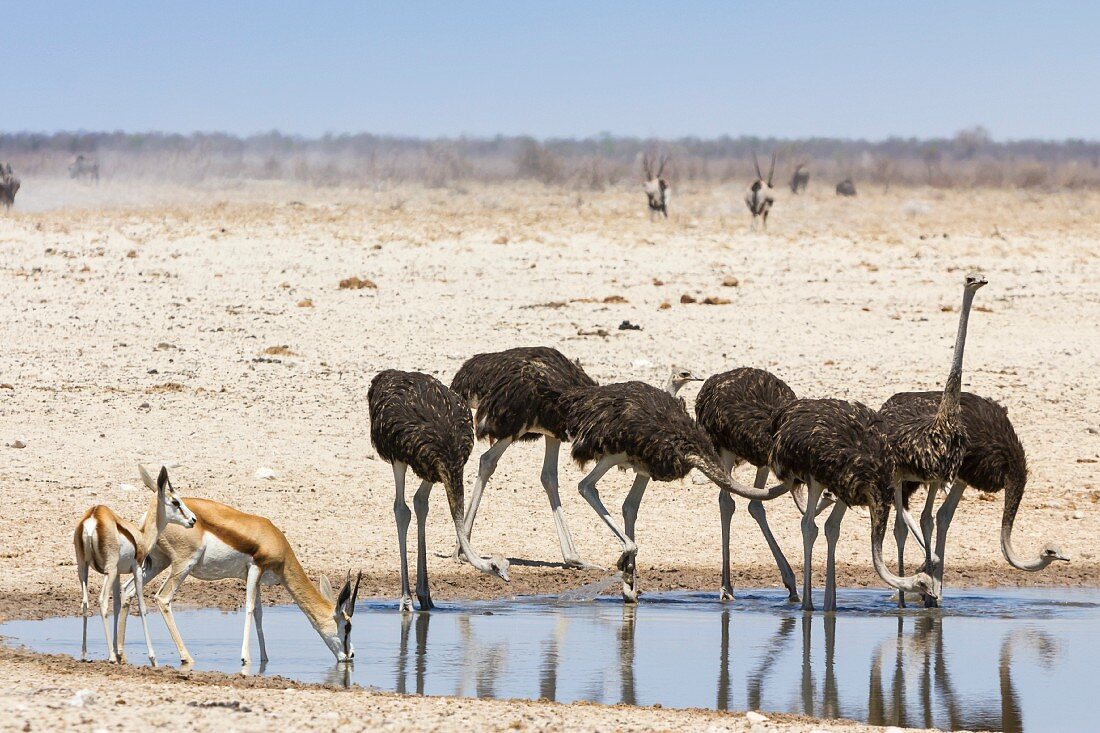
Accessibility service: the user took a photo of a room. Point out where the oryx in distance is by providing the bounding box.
[745,151,777,231]
[642,152,670,219]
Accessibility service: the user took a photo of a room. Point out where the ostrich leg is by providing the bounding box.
[894,505,909,609]
[823,501,848,612]
[577,454,638,599]
[412,479,435,611]
[541,437,599,569]
[746,467,800,602]
[620,473,651,602]
[800,481,825,611]
[718,451,738,601]
[919,482,942,608]
[928,480,966,605]
[392,461,414,613]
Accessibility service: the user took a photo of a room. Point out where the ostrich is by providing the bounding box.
[555,379,786,602]
[449,347,599,568]
[69,154,100,183]
[696,367,800,601]
[835,179,857,197]
[879,273,986,607]
[769,398,937,612]
[745,151,776,230]
[881,390,1068,600]
[369,369,509,612]
[642,153,670,219]
[790,163,809,194]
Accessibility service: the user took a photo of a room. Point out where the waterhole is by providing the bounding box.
[4,588,1097,732]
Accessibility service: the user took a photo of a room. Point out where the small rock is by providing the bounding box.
[1073,510,1085,519]
[680,294,697,304]
[147,368,158,375]
[254,467,277,480]
[745,711,768,724]
[977,492,996,502]
[631,359,653,368]
[138,402,151,411]
[338,276,377,290]
[702,296,731,305]
[68,689,96,707]
[618,320,642,331]
[493,235,509,245]
[297,299,314,308]
[10,440,26,449]
[658,301,671,310]
[119,483,137,492]
[722,276,739,287]
[0,383,13,390]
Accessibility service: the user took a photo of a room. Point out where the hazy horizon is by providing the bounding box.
[3,3,1099,142]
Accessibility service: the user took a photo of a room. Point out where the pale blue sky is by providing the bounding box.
[2,2,1097,140]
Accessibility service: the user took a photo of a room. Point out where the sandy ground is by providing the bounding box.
[1,177,1099,731]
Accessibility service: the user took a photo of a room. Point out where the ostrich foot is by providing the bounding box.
[719,586,735,602]
[786,590,801,604]
[563,557,605,571]
[398,596,414,614]
[416,594,435,611]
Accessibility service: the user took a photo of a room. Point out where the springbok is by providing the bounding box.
[118,487,361,667]
[69,154,100,183]
[642,153,670,219]
[75,465,197,665]
[745,151,776,230]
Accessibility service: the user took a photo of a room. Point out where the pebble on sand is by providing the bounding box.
[254,467,278,480]
[745,711,768,723]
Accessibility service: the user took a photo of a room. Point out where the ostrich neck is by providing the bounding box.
[664,376,681,396]
[938,287,977,418]
[1000,525,1052,571]
[871,518,927,592]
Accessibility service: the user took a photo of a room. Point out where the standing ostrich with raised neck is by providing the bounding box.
[770,398,938,612]
[369,369,509,612]
[449,347,599,568]
[881,390,1068,600]
[879,273,987,607]
[745,151,776,231]
[790,163,809,194]
[556,379,784,602]
[696,367,801,602]
[642,153,670,219]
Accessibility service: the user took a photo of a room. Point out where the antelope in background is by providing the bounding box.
[75,465,197,665]
[745,151,776,230]
[790,162,810,194]
[69,154,100,183]
[0,163,20,209]
[642,153,670,219]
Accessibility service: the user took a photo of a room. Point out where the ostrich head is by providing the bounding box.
[1040,543,1070,564]
[965,272,988,291]
[488,553,510,581]
[665,366,703,396]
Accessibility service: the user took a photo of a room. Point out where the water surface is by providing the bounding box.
[5,588,1097,733]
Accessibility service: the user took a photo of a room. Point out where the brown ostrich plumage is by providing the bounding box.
[561,381,728,484]
[696,367,796,467]
[770,398,896,512]
[451,346,596,442]
[368,369,473,516]
[878,394,968,501]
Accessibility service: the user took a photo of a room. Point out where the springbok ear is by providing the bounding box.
[157,466,170,492]
[139,464,158,492]
[319,575,336,604]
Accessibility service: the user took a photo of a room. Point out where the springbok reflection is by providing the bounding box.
[2,589,1093,731]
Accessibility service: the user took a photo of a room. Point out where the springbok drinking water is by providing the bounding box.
[119,483,361,667]
[74,465,197,665]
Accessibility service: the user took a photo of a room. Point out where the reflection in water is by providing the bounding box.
[4,589,1090,732]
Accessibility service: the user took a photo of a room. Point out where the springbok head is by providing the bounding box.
[320,570,362,662]
[138,465,198,529]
